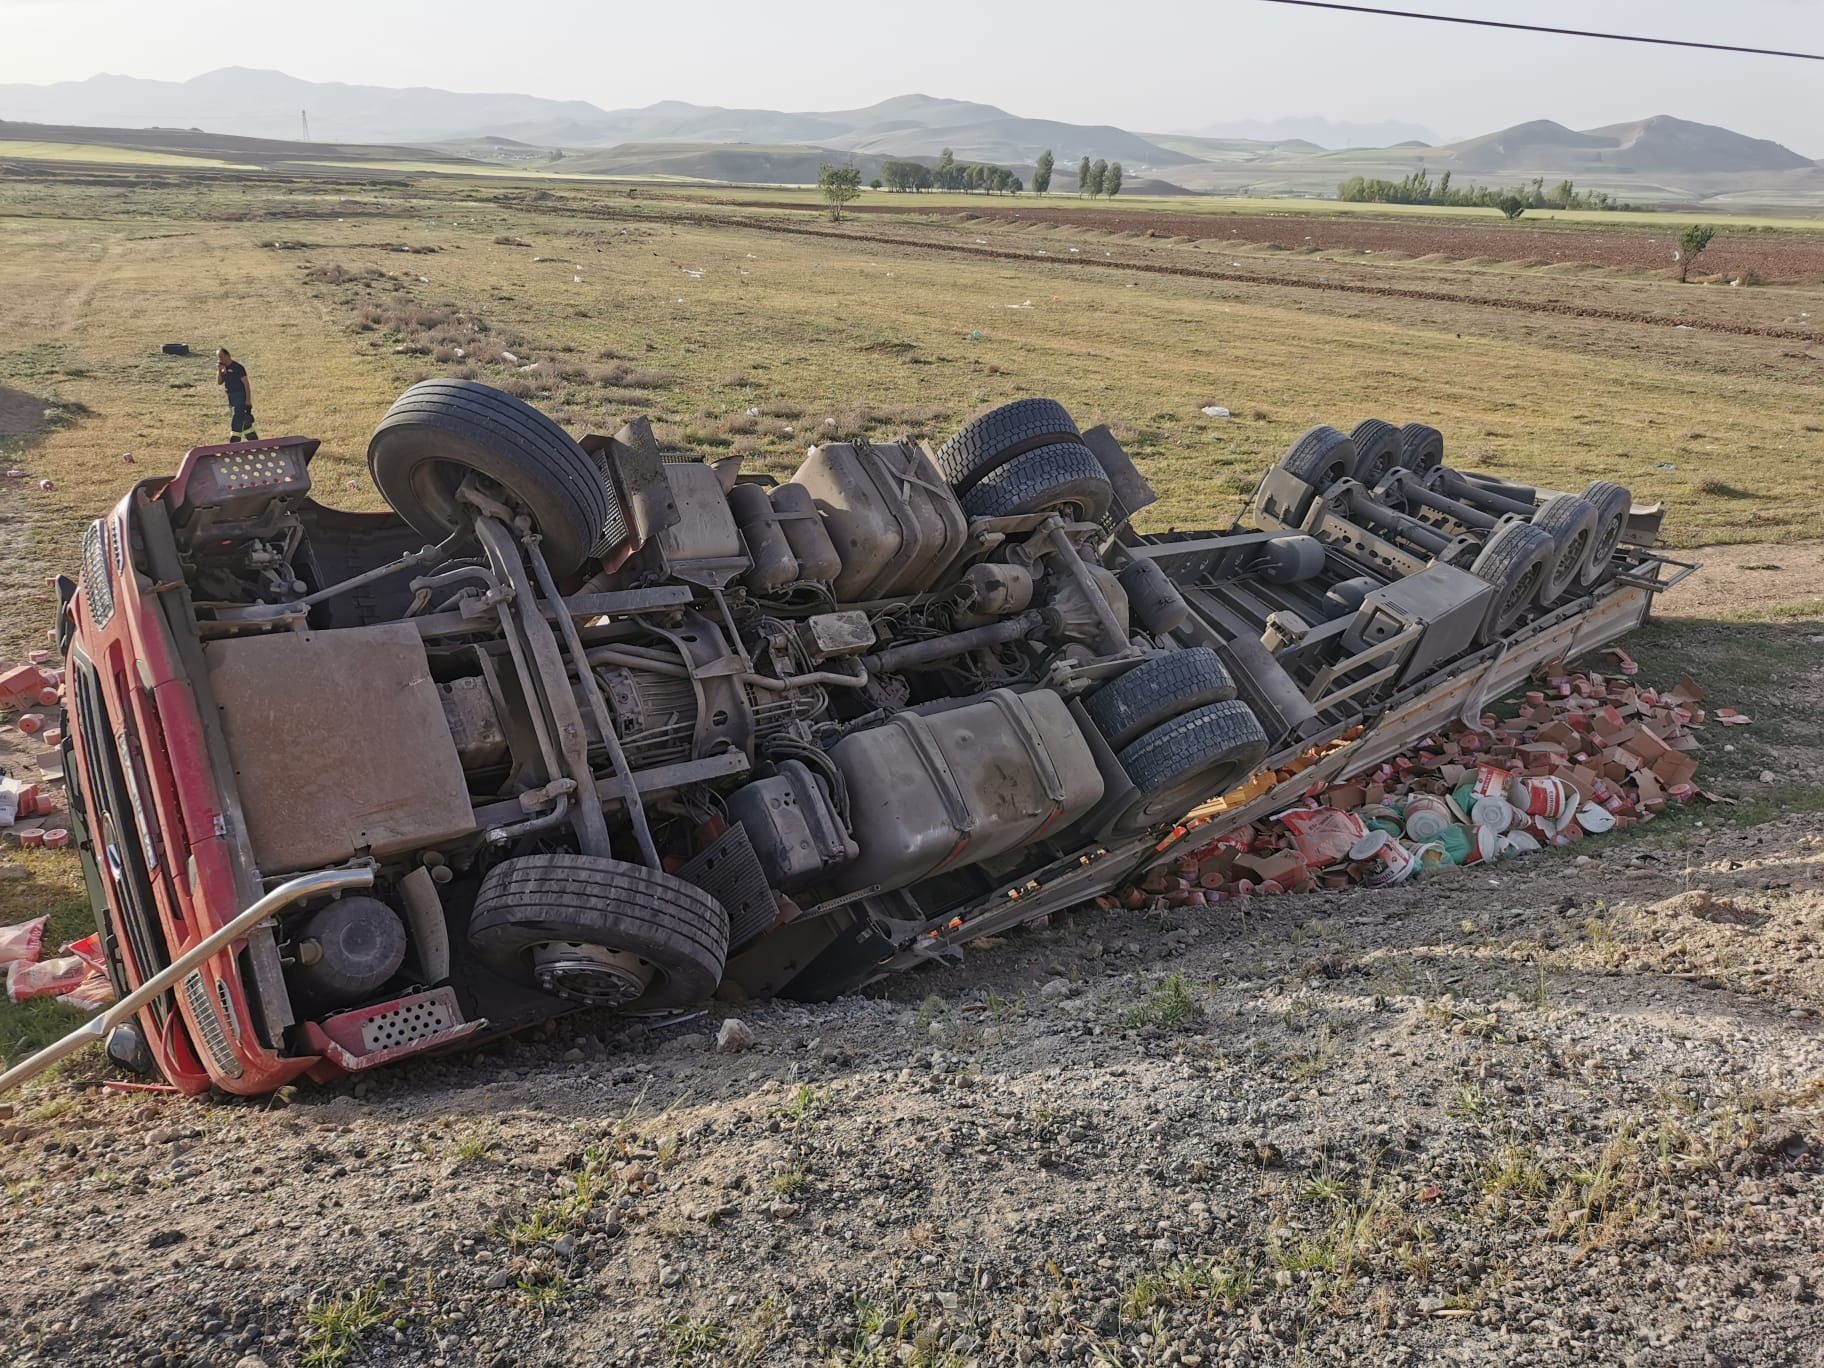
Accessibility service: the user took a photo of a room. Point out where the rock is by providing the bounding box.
[1651,890,1714,918]
[716,1018,758,1053]
[484,1270,510,1290]
[1039,978,1072,1000]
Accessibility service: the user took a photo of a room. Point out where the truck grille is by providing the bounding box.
[181,970,243,1080]
[82,521,115,628]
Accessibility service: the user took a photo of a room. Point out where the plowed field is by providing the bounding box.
[872,205,1824,283]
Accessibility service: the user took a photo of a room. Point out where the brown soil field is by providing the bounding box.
[860,205,1824,285]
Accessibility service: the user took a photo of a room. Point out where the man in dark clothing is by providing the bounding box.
[216,348,259,442]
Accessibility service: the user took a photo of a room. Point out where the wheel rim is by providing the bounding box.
[1132,761,1245,827]
[1555,528,1592,587]
[1593,515,1623,564]
[408,459,499,537]
[1499,561,1545,620]
[529,941,655,1007]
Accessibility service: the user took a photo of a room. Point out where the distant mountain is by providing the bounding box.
[1182,116,1443,149]
[0,69,1182,165]
[2,69,1815,205]
[1424,114,1813,176]
[0,67,611,145]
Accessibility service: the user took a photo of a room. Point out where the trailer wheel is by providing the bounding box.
[1530,493,1602,603]
[1084,647,1237,751]
[469,853,728,1009]
[1349,419,1403,485]
[1110,699,1270,835]
[933,398,1084,495]
[368,378,619,577]
[1469,520,1556,642]
[1397,423,1445,475]
[959,442,1113,522]
[1580,480,1632,585]
[1277,426,1357,492]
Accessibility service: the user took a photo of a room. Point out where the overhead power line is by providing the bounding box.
[1252,0,1824,61]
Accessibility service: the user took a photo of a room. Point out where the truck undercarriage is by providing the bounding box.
[50,384,1691,1096]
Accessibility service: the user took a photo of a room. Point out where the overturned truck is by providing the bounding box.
[56,385,1692,1095]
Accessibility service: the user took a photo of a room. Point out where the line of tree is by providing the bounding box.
[1337,170,1636,216]
[1072,155,1123,198]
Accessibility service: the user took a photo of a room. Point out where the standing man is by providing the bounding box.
[216,348,259,442]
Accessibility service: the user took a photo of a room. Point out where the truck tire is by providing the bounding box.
[933,398,1083,495]
[1469,520,1556,641]
[368,378,619,577]
[469,853,728,1009]
[1111,699,1270,834]
[1530,493,1602,603]
[1277,426,1357,492]
[959,442,1113,522]
[1084,647,1237,750]
[1349,418,1403,485]
[1397,423,1444,475]
[1580,480,1632,585]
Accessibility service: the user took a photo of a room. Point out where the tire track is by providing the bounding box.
[512,198,1823,343]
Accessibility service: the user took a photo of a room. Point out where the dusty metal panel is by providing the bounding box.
[204,624,476,874]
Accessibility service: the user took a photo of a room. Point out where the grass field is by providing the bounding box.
[0,163,1820,661]
[0,160,1820,1061]
[0,140,253,169]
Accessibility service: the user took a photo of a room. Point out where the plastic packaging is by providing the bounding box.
[7,953,87,1003]
[0,914,47,965]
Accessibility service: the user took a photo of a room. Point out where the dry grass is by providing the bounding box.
[0,171,1820,661]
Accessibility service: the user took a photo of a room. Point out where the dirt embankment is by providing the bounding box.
[2,816,1821,1368]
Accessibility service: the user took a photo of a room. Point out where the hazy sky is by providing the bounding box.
[1,0,1819,150]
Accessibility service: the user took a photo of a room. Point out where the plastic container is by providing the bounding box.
[1470,796,1516,832]
[1403,794,1452,841]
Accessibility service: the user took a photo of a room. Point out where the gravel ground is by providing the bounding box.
[1,811,1820,1368]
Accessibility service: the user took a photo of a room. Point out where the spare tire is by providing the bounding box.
[469,853,728,1009]
[1580,480,1632,585]
[959,442,1113,522]
[1530,493,1602,603]
[1111,699,1271,835]
[1084,647,1237,751]
[933,398,1083,495]
[1278,425,1357,491]
[1349,419,1403,486]
[368,378,619,577]
[1469,520,1556,642]
[1397,423,1445,475]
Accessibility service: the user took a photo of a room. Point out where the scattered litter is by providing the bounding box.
[500,351,518,364]
[0,915,46,966]
[1006,300,1033,310]
[7,953,85,1003]
[122,452,135,464]
[58,969,116,1010]
[1110,663,1721,906]
[683,269,704,279]
[37,479,52,491]
[745,407,760,417]
[1201,406,1232,418]
[1653,462,1677,470]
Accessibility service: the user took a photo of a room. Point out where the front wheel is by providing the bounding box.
[468,853,728,1009]
[368,379,620,577]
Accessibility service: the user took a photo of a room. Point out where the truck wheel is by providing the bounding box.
[1111,699,1270,835]
[959,442,1113,522]
[1580,480,1632,585]
[1084,647,1237,751]
[1530,493,1602,603]
[1277,426,1357,492]
[1397,423,1444,475]
[1349,419,1403,485]
[469,853,728,1009]
[933,398,1083,495]
[1469,520,1556,642]
[368,378,619,577]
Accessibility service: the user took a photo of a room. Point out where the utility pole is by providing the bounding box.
[300,109,311,142]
